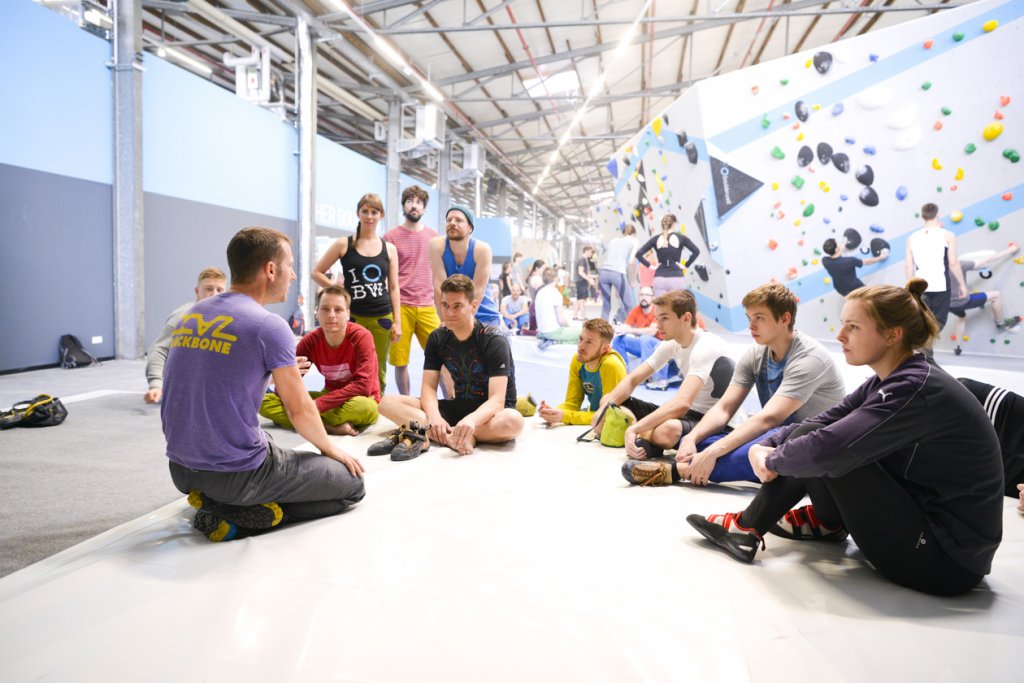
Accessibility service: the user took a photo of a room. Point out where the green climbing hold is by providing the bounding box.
[780,79,789,86]
[791,175,805,189]
[761,114,771,129]
[936,186,943,193]
[771,146,785,160]
[988,220,1000,231]
[802,259,808,266]
[953,31,965,41]
[803,204,815,217]
[921,81,932,91]
[965,143,977,154]
[974,217,986,227]
[941,107,952,116]
[813,248,822,255]
[1003,149,1021,163]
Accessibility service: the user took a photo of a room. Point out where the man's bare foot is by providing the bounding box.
[325,422,359,436]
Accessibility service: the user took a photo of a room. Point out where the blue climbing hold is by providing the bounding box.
[607,158,619,179]
[870,224,884,233]
[845,137,856,145]
[840,194,849,201]
[863,146,877,155]
[896,186,908,201]
[823,218,831,225]
[869,54,879,62]
[832,103,845,116]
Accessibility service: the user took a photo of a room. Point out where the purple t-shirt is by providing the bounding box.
[161,292,296,472]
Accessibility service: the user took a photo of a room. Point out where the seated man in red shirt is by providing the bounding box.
[260,286,380,435]
[611,286,670,389]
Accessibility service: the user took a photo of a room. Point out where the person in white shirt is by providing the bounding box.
[535,267,580,350]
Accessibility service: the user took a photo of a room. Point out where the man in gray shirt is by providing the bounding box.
[144,267,227,404]
[623,283,846,487]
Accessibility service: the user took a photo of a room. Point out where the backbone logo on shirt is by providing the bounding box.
[171,314,237,355]
[346,264,388,301]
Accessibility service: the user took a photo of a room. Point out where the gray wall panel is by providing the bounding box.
[143,193,298,349]
[0,163,114,372]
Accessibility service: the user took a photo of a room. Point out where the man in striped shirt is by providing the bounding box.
[383,185,443,395]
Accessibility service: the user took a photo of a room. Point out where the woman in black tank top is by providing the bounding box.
[312,193,401,391]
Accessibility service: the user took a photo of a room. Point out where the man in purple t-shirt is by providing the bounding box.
[161,227,365,542]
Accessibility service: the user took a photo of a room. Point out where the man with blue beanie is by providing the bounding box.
[428,204,502,327]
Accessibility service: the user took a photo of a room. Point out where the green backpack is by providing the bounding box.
[577,403,635,448]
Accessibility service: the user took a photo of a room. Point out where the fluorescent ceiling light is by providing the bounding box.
[588,190,615,201]
[163,46,213,75]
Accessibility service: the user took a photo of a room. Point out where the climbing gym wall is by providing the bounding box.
[606,0,1023,358]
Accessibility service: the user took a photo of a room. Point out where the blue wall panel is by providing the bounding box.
[0,1,112,184]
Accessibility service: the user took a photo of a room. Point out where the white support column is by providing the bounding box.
[112,0,144,359]
[438,136,451,215]
[296,17,316,315]
[386,99,401,233]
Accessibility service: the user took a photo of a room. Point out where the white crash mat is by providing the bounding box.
[1,417,1022,682]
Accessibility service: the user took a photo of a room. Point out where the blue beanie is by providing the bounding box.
[446,205,475,231]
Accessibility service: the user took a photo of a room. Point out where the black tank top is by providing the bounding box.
[339,236,392,316]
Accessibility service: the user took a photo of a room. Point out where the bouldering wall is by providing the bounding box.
[607,0,1023,358]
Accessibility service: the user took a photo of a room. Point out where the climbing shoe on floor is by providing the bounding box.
[633,437,664,460]
[769,504,848,542]
[686,513,764,563]
[391,422,430,462]
[188,490,283,530]
[621,459,677,486]
[515,394,537,417]
[367,427,403,456]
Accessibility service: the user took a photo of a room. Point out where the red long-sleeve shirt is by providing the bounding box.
[296,323,381,412]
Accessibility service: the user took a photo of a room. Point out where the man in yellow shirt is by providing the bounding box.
[538,319,627,425]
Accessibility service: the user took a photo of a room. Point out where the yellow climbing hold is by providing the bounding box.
[931,158,943,170]
[951,210,963,223]
[652,118,663,136]
[772,182,779,190]
[954,167,964,181]
[983,122,1004,141]
[983,19,998,32]
[797,132,804,141]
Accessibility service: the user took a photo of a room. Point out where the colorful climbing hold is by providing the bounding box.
[975,217,986,227]
[983,19,998,32]
[772,182,779,190]
[953,31,965,42]
[1003,149,1021,163]
[921,81,932,91]
[863,146,877,156]
[983,122,1004,141]
[652,118,662,136]
[941,106,952,116]
[803,204,816,217]
[869,54,879,62]
[995,110,1005,121]
[1000,96,1011,107]
[813,52,833,74]
[934,121,943,131]
[761,114,771,129]
[896,186,908,201]
[870,225,884,233]
[768,239,779,250]
[791,175,806,189]
[951,211,963,223]
[844,137,856,145]
[832,103,844,116]
[954,167,964,181]
[780,78,789,86]
[751,85,760,95]
[1003,193,1014,201]
[923,39,934,49]
[965,143,977,154]
[989,221,1000,231]
[932,158,944,170]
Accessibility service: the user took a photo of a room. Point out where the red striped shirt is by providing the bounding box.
[383,224,439,306]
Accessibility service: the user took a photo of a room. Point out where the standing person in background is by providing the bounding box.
[499,262,514,299]
[144,267,227,404]
[904,202,966,330]
[380,185,444,396]
[599,224,638,324]
[511,252,527,293]
[312,192,401,392]
[636,214,700,297]
[574,245,597,321]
